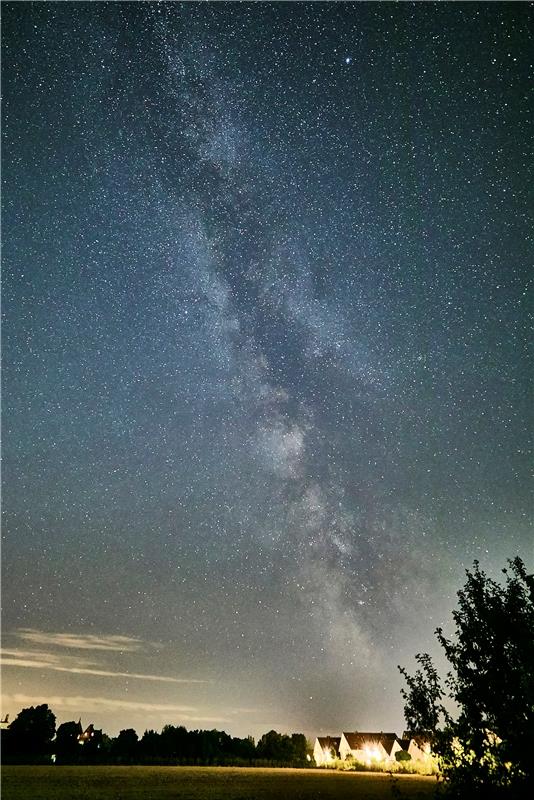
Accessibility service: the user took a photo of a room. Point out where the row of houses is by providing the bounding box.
[313,731,432,766]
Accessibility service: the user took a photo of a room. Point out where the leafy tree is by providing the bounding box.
[160,724,188,760]
[289,733,309,763]
[398,652,447,735]
[113,728,139,762]
[139,729,161,761]
[54,721,82,764]
[256,730,304,763]
[78,725,104,763]
[256,730,287,761]
[230,734,255,761]
[399,557,534,798]
[3,704,56,763]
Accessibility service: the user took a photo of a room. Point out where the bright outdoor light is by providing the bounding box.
[362,744,382,764]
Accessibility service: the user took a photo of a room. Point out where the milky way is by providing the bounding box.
[2,2,532,738]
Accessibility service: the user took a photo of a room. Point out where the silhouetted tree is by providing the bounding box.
[54,721,82,764]
[399,557,534,799]
[230,734,255,761]
[256,729,300,763]
[3,704,56,763]
[160,724,188,760]
[1,705,311,767]
[398,652,446,735]
[289,733,309,763]
[257,729,283,761]
[78,725,104,763]
[139,729,161,761]
[112,728,139,762]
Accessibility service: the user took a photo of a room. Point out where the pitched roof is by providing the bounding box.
[342,732,399,755]
[403,730,432,740]
[402,731,431,748]
[317,736,341,752]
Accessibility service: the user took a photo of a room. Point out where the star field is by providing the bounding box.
[2,2,532,738]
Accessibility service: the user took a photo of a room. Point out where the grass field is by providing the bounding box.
[1,765,440,800]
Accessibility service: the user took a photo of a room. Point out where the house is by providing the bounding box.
[313,736,341,765]
[402,731,432,761]
[407,736,432,761]
[339,731,403,764]
[78,720,101,744]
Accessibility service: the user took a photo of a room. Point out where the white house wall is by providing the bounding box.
[338,734,352,760]
[408,740,430,761]
[339,739,391,763]
[313,740,326,766]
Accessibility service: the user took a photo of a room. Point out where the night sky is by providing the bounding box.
[2,2,532,740]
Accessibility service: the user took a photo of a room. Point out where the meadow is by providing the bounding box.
[2,765,439,799]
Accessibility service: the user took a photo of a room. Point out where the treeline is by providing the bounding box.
[1,704,310,767]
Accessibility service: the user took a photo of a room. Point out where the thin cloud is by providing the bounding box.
[227,707,265,715]
[3,693,228,722]
[0,654,208,684]
[1,649,62,663]
[17,629,145,652]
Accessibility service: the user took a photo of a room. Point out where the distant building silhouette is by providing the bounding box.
[78,723,98,744]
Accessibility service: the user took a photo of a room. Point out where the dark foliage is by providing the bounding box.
[398,652,446,735]
[152,725,262,765]
[112,728,139,763]
[1,707,310,768]
[80,727,105,763]
[138,728,161,760]
[256,730,308,764]
[54,721,82,764]
[399,557,534,799]
[1,704,56,764]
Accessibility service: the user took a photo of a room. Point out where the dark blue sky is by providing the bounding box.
[2,2,532,738]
